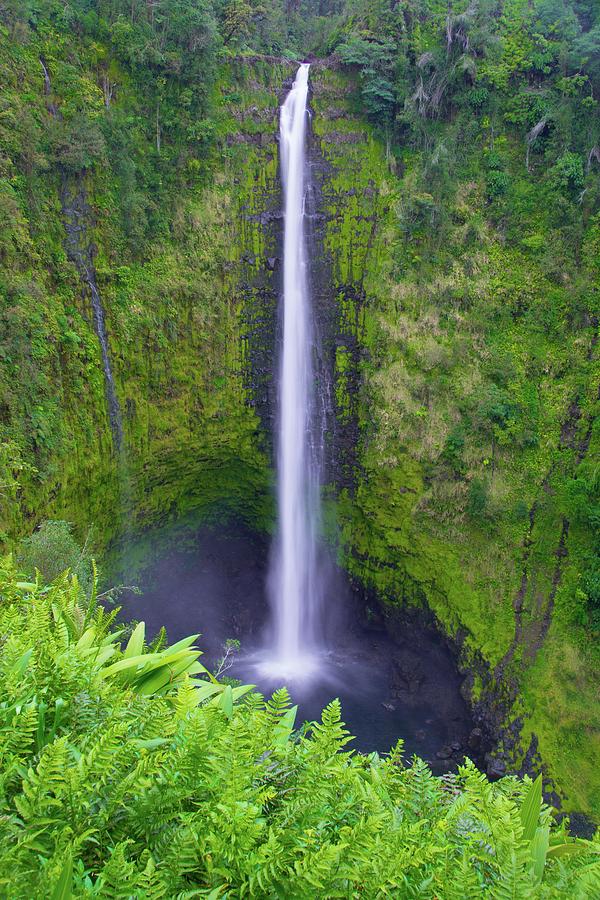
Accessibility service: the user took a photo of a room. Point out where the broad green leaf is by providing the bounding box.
[124,621,145,658]
[520,774,543,843]
[151,660,206,694]
[273,705,298,747]
[152,660,210,695]
[90,646,116,667]
[75,627,96,651]
[531,825,549,881]
[161,634,200,655]
[136,654,201,696]
[219,684,233,719]
[193,682,224,703]
[101,630,124,647]
[232,684,255,702]
[155,647,202,669]
[11,648,33,676]
[546,841,592,859]
[99,653,160,679]
[50,851,72,900]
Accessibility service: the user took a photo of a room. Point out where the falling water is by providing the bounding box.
[42,57,123,456]
[264,63,325,680]
[60,184,124,455]
[84,267,124,453]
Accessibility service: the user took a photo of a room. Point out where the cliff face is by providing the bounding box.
[1,34,295,545]
[1,25,599,819]
[307,72,600,820]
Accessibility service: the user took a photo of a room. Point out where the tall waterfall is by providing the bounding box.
[265,63,325,679]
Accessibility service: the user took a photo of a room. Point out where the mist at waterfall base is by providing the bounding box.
[115,523,475,765]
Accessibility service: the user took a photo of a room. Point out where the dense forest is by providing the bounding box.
[1,0,599,895]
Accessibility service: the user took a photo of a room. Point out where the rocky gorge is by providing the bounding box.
[1,13,599,830]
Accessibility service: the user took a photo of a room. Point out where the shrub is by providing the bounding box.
[49,116,107,173]
[486,169,510,199]
[469,86,490,110]
[550,152,585,198]
[442,425,466,475]
[485,149,504,170]
[467,477,489,518]
[17,519,94,591]
[580,558,600,630]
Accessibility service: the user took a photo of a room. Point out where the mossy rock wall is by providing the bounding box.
[0,33,294,547]
[309,65,599,819]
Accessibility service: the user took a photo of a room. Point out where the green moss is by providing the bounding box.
[0,28,291,551]
[309,64,600,819]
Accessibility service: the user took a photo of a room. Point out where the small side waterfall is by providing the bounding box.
[84,265,124,452]
[264,64,325,679]
[40,58,123,456]
[60,186,124,455]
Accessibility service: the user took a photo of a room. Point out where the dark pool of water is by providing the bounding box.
[112,522,477,770]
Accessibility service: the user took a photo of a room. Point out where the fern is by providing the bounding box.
[0,560,598,897]
[95,842,138,899]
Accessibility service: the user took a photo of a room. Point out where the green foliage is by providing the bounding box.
[562,462,600,630]
[0,0,599,846]
[336,36,396,121]
[0,563,598,896]
[550,151,585,197]
[315,1,600,822]
[0,6,280,547]
[487,169,510,199]
[467,477,489,520]
[49,116,107,174]
[17,520,94,592]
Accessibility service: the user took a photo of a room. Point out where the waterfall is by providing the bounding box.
[60,182,124,455]
[41,57,123,457]
[264,63,325,679]
[84,267,124,453]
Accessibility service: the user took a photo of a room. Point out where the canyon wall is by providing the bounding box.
[1,26,598,820]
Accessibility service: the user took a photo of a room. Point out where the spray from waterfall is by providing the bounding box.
[262,63,326,680]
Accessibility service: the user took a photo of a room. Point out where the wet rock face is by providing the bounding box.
[485,753,508,779]
[304,89,369,492]
[238,72,363,490]
[237,138,281,450]
[60,179,123,453]
[468,727,483,752]
[304,102,347,488]
[352,590,496,772]
[390,657,425,696]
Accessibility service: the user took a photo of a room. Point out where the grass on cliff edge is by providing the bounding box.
[521,629,600,820]
[0,558,599,897]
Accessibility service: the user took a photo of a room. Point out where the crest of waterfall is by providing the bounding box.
[263,63,326,680]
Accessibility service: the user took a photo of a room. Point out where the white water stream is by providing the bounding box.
[264,63,325,680]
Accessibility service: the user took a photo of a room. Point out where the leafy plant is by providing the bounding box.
[17,520,94,592]
[0,562,598,896]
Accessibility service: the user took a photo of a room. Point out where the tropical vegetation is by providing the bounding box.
[0,562,599,897]
[0,0,599,891]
